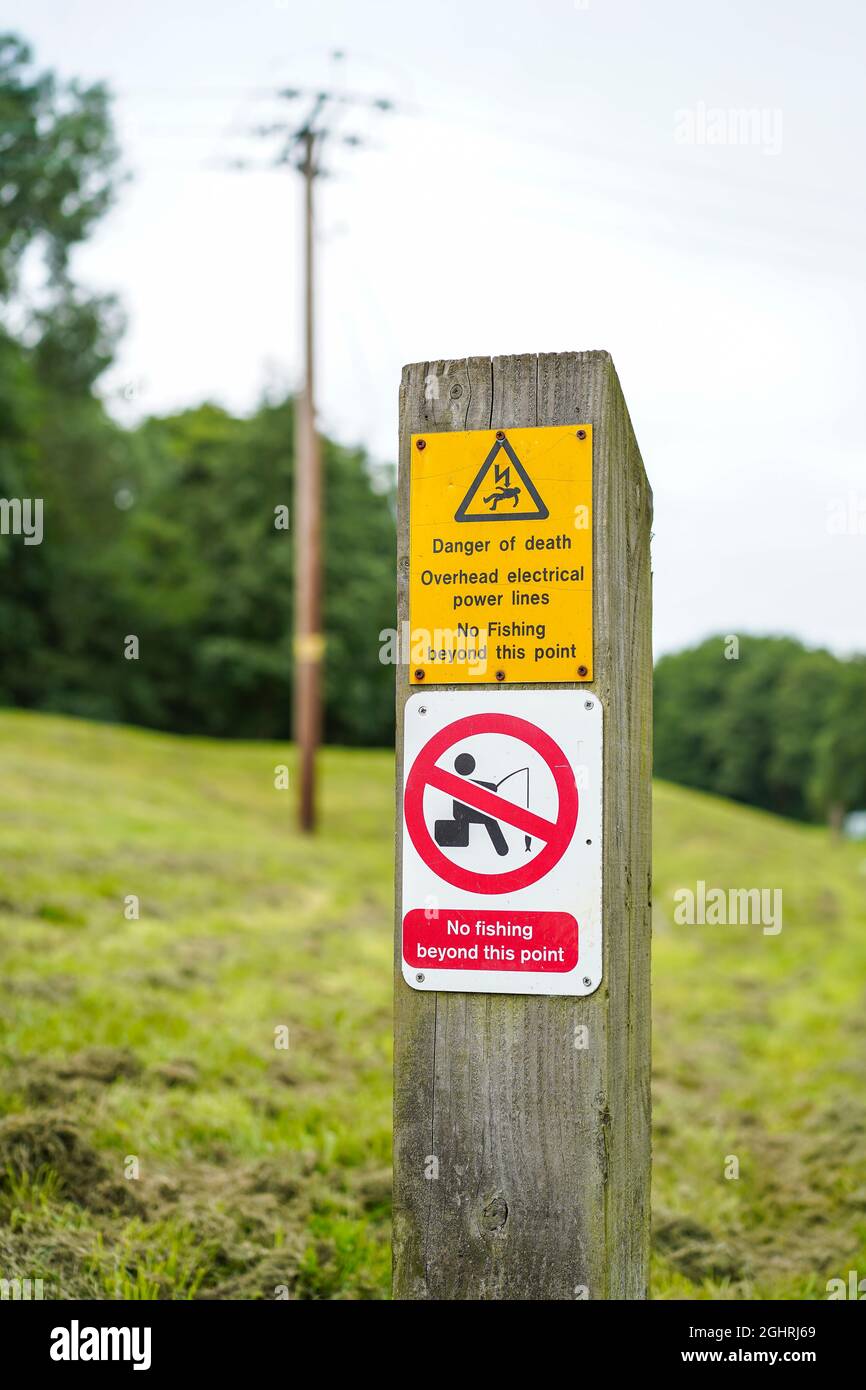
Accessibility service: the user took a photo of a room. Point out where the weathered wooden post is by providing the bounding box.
[393,352,652,1300]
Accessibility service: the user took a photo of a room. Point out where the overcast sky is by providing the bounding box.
[10,0,866,657]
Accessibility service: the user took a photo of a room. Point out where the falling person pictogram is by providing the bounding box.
[482,483,521,511]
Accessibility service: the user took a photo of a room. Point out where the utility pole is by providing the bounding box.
[232,70,393,832]
[293,123,322,833]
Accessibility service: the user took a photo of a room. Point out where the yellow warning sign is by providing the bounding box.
[409,424,592,685]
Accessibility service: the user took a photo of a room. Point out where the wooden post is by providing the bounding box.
[392,352,653,1300]
[293,129,322,833]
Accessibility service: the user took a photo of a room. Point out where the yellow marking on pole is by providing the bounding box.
[293,633,326,662]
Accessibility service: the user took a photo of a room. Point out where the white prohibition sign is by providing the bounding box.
[401,688,603,997]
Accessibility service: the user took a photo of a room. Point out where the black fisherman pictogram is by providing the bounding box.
[434,753,533,856]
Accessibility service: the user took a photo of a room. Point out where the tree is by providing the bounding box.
[810,658,866,833]
[654,635,866,826]
[116,397,396,744]
[0,31,128,719]
[654,637,736,792]
[0,32,120,298]
[708,637,804,813]
[768,646,841,821]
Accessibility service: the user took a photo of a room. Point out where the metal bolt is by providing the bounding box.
[586,838,592,845]
[416,973,425,983]
[582,976,592,987]
[495,429,505,441]
[418,705,427,715]
[576,428,587,440]
[414,668,425,681]
[449,382,463,399]
[495,670,506,682]
[578,665,588,677]
[416,438,426,450]
[584,699,593,710]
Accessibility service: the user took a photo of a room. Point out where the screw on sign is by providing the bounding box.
[400,690,602,998]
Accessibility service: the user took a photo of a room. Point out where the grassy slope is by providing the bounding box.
[652,782,866,1297]
[0,711,864,1299]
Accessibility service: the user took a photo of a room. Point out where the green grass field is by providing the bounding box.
[1,711,864,1299]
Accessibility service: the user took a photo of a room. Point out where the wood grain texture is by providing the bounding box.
[393,352,652,1300]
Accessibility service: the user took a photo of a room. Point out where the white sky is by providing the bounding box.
[9,0,866,657]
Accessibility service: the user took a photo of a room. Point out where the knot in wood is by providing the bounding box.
[480,1195,509,1232]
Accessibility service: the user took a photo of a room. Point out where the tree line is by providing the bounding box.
[654,636,866,829]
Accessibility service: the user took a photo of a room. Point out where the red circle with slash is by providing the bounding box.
[404,712,578,894]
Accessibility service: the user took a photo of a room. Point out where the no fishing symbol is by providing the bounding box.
[404,712,579,895]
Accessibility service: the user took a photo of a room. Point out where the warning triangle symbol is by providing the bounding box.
[454,437,549,523]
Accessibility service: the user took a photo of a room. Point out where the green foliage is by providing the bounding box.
[655,636,866,826]
[31,291,125,395]
[811,657,866,827]
[0,32,120,296]
[1,378,396,743]
[118,398,396,743]
[0,29,134,720]
[0,320,132,716]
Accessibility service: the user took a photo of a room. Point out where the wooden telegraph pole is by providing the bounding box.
[221,63,394,833]
[275,79,393,833]
[393,352,653,1299]
[293,127,322,833]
